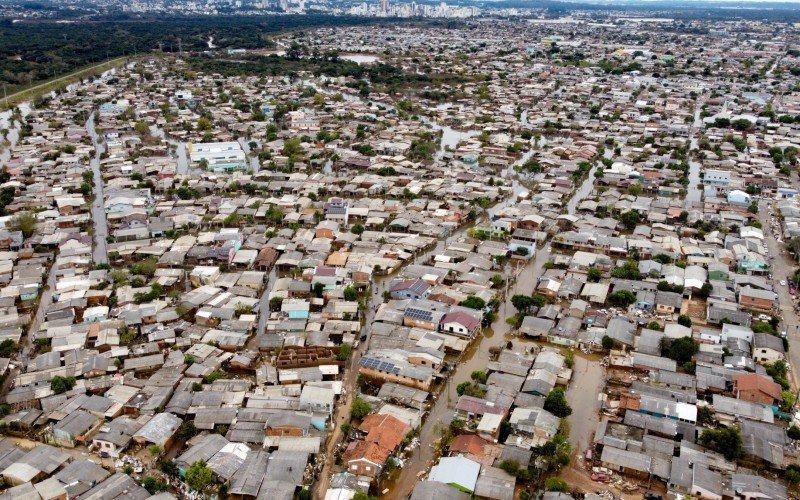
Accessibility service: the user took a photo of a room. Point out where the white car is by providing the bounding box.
[758,314,771,321]
[781,280,787,286]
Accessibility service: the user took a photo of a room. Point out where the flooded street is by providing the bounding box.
[150,124,190,175]
[685,98,705,208]
[383,141,600,499]
[565,354,604,458]
[87,112,109,265]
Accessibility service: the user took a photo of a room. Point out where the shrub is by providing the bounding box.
[545,477,568,492]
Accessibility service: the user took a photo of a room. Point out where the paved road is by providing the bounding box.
[759,198,800,387]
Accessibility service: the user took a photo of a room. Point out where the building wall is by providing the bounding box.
[736,389,775,405]
[754,347,783,364]
[347,459,381,477]
[740,296,773,312]
[359,366,432,391]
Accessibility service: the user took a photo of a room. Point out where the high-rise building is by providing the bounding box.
[380,0,388,13]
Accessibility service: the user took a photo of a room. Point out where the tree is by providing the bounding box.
[350,397,371,420]
[350,224,364,235]
[460,296,486,310]
[159,460,178,477]
[544,388,572,417]
[471,370,488,384]
[678,314,693,327]
[697,405,715,426]
[11,212,37,238]
[0,339,17,357]
[619,209,641,231]
[545,478,568,492]
[196,117,212,131]
[608,290,636,307]
[282,137,303,159]
[178,420,197,441]
[587,267,602,283]
[50,375,76,395]
[610,260,641,280]
[313,282,324,298]
[732,118,753,131]
[269,296,283,311]
[788,425,800,440]
[185,460,213,492]
[647,321,662,331]
[343,286,358,301]
[699,427,742,461]
[142,476,167,494]
[511,295,535,312]
[601,335,614,350]
[499,459,520,476]
[787,464,800,484]
[662,336,699,365]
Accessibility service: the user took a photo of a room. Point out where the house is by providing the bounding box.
[474,466,515,500]
[730,473,787,500]
[519,316,554,338]
[738,287,777,312]
[411,481,471,500]
[655,291,682,314]
[404,302,446,331]
[390,279,432,300]
[732,373,782,405]
[752,332,786,363]
[50,410,101,448]
[344,413,410,477]
[344,441,389,477]
[324,198,350,225]
[92,416,142,458]
[428,456,481,494]
[359,351,435,391]
[440,310,481,338]
[132,412,181,448]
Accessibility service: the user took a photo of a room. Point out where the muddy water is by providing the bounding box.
[565,353,604,457]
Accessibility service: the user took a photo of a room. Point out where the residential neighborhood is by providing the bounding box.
[0,9,799,500]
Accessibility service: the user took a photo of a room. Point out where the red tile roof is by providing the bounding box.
[733,373,782,401]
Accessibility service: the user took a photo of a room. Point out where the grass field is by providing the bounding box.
[1,56,131,110]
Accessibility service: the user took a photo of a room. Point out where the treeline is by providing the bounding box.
[189,53,471,94]
[0,15,389,93]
